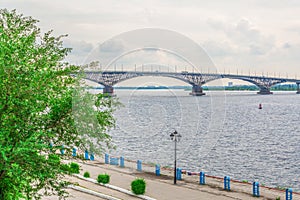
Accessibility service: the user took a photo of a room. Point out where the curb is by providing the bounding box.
[68,185,121,200]
[73,174,156,200]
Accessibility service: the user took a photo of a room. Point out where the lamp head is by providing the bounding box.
[170,130,181,141]
[170,131,175,140]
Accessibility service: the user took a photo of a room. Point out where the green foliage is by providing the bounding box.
[0,9,118,199]
[146,162,156,167]
[72,89,121,154]
[60,164,71,173]
[48,154,61,165]
[97,174,110,184]
[131,178,146,195]
[69,162,80,174]
[275,185,285,190]
[83,171,90,178]
[60,162,80,174]
[276,197,280,200]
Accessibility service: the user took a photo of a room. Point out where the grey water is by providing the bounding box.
[107,89,300,191]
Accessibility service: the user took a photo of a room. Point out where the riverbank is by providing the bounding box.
[43,157,299,200]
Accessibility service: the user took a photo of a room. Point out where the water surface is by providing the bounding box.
[107,90,300,190]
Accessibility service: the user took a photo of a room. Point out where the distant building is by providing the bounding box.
[228,82,233,87]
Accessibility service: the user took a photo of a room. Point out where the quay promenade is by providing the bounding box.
[42,156,299,200]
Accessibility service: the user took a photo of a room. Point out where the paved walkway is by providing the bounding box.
[42,188,106,200]
[42,158,299,200]
[74,163,233,200]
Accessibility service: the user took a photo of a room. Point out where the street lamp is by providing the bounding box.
[170,130,182,184]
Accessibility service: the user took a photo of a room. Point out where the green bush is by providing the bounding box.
[60,164,71,173]
[97,174,110,184]
[131,178,146,195]
[48,154,60,165]
[60,162,80,174]
[83,171,90,178]
[69,162,80,174]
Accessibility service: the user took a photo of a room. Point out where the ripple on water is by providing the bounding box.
[106,90,300,191]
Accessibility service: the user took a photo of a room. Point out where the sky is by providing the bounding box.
[2,0,300,85]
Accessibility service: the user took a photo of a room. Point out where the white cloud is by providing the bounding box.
[64,40,94,55]
[2,0,300,76]
[207,18,275,55]
[63,40,94,64]
[202,17,300,76]
[99,39,125,53]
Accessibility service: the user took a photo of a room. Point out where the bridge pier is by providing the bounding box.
[103,85,115,96]
[190,85,205,96]
[257,87,273,95]
[296,82,300,94]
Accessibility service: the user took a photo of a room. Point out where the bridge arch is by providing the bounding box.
[204,76,287,94]
[114,73,195,87]
[82,77,107,87]
[227,77,286,94]
[204,77,259,87]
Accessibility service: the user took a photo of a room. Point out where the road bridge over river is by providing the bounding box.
[83,71,300,96]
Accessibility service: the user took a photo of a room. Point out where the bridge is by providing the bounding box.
[83,71,300,96]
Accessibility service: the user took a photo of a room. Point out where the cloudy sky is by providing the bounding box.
[3,0,300,80]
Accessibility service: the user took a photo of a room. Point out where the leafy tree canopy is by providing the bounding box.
[0,9,118,199]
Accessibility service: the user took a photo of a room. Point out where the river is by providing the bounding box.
[106,89,299,191]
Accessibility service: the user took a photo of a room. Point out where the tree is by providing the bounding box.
[0,9,117,199]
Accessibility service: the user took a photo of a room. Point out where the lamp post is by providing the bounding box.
[170,130,182,184]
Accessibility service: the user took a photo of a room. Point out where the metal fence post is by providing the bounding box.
[224,176,230,191]
[155,164,160,176]
[90,153,94,161]
[286,188,293,200]
[120,156,124,167]
[104,153,109,164]
[200,172,205,185]
[176,168,182,180]
[84,150,89,160]
[72,147,77,157]
[253,182,260,197]
[137,160,142,171]
[105,154,109,164]
[60,145,64,155]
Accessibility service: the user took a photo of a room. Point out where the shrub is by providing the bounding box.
[276,197,280,200]
[60,162,80,174]
[97,174,110,184]
[48,154,60,165]
[60,164,71,173]
[83,171,90,178]
[69,162,80,174]
[131,178,146,195]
